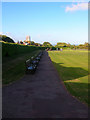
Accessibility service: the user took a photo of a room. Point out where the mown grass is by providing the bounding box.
[48,50,89,106]
[2,50,41,85]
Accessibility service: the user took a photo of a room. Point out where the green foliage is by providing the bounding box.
[2,50,41,84]
[2,42,46,57]
[70,45,74,49]
[55,42,72,49]
[50,46,56,50]
[55,42,90,50]
[2,41,46,84]
[77,42,90,49]
[30,41,35,45]
[56,42,67,47]
[43,42,52,47]
[0,35,15,43]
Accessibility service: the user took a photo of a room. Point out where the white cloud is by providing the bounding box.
[65,3,88,12]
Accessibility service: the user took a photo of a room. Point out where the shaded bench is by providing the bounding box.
[25,51,43,74]
[25,59,37,74]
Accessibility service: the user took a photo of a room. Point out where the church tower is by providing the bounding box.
[26,36,31,42]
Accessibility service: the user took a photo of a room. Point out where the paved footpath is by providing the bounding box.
[2,51,88,118]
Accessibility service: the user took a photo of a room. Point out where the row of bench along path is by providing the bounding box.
[2,51,88,118]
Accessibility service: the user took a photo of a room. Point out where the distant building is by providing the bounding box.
[24,35,31,45]
[26,36,31,42]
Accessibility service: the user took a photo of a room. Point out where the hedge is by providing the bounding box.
[2,42,46,57]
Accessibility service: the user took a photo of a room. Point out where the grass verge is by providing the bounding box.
[3,50,40,85]
[48,50,89,106]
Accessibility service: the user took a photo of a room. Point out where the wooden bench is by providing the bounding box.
[25,51,43,74]
[25,59,37,74]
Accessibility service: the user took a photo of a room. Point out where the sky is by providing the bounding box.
[1,2,88,45]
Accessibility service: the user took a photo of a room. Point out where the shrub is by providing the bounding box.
[2,42,46,57]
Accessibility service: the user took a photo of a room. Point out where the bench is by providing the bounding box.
[25,59,37,74]
[25,51,43,74]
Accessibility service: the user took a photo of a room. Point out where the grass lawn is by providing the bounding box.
[48,50,89,106]
[2,50,41,85]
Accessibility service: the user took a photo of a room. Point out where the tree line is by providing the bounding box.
[0,35,89,50]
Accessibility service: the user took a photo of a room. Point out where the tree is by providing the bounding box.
[67,43,71,47]
[0,35,15,43]
[70,45,74,49]
[43,42,52,47]
[20,40,23,44]
[56,42,67,47]
[84,42,89,49]
[31,41,35,45]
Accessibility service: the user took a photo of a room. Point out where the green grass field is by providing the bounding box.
[48,50,89,105]
[2,50,41,85]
